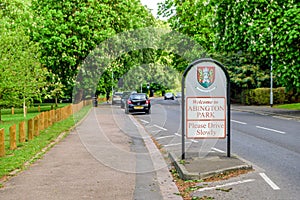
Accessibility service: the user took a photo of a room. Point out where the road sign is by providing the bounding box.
[186,97,226,138]
[181,58,231,158]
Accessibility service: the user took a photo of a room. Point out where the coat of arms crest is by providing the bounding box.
[197,66,215,88]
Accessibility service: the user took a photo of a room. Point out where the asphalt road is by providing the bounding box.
[224,111,300,199]
[134,97,300,199]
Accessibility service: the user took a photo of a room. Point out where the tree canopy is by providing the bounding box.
[1,0,299,110]
[30,0,155,98]
[0,0,49,118]
[159,0,300,92]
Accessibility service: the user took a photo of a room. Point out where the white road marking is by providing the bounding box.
[156,135,174,140]
[259,173,280,190]
[164,142,191,147]
[256,126,286,134]
[153,124,168,131]
[173,133,198,144]
[151,130,160,133]
[231,120,247,125]
[174,133,181,137]
[197,179,255,192]
[129,115,142,128]
[140,119,149,124]
[211,147,225,153]
[172,133,198,143]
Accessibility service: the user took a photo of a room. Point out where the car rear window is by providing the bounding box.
[131,94,146,100]
[122,92,131,98]
[114,93,122,97]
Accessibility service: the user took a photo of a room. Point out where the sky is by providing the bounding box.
[140,0,165,19]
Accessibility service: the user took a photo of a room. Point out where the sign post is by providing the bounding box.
[181,58,230,159]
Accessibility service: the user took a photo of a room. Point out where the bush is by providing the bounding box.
[273,87,286,104]
[241,87,286,105]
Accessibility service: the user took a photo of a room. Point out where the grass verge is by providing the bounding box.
[274,103,300,110]
[0,104,71,149]
[0,104,92,180]
[0,103,69,115]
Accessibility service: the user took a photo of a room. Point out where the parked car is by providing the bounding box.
[164,92,175,100]
[125,93,151,114]
[175,92,182,98]
[120,91,136,108]
[112,92,123,105]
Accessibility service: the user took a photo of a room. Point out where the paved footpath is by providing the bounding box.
[0,105,181,200]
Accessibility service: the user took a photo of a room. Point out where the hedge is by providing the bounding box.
[241,87,286,105]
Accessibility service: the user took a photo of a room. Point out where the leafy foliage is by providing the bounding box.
[30,0,155,98]
[0,0,48,118]
[214,0,299,92]
[159,0,300,93]
[159,0,215,52]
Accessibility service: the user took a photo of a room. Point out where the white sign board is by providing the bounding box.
[184,59,228,139]
[186,97,226,138]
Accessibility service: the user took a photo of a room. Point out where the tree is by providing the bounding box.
[120,63,181,92]
[214,0,299,92]
[272,3,299,92]
[159,0,216,52]
[159,0,299,93]
[0,25,49,118]
[0,0,49,119]
[31,0,155,100]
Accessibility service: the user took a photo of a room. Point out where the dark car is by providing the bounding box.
[120,91,136,108]
[164,92,175,100]
[112,92,123,105]
[125,93,151,114]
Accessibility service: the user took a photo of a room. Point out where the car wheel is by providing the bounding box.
[146,109,151,114]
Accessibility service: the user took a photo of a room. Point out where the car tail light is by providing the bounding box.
[146,99,150,104]
[127,100,132,104]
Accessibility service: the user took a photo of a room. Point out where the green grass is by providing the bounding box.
[0,113,41,149]
[274,103,300,110]
[0,104,91,179]
[1,103,69,115]
[0,104,70,149]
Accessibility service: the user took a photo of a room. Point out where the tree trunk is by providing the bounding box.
[74,89,84,103]
[55,96,58,107]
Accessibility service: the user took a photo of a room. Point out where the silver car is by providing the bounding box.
[112,92,123,105]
